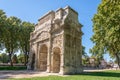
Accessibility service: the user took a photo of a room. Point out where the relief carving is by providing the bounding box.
[52,35,62,47]
[38,31,49,41]
[52,24,60,32]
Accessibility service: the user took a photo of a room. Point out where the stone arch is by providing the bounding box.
[39,44,48,71]
[52,47,61,73]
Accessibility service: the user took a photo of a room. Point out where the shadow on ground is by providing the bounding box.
[76,71,120,78]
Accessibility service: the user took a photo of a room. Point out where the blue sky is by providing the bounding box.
[0,0,111,61]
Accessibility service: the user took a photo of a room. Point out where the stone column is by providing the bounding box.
[59,53,64,74]
[59,32,64,74]
[46,32,52,72]
[50,52,54,73]
[27,41,32,70]
[34,43,39,70]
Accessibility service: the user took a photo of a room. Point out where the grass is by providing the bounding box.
[0,66,27,70]
[11,70,120,80]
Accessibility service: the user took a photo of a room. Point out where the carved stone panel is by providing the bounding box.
[52,34,63,48]
[37,31,49,41]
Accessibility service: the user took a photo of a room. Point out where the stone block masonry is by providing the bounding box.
[28,6,83,74]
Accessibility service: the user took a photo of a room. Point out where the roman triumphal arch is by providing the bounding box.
[28,6,83,74]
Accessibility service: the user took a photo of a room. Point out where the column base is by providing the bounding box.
[46,67,50,73]
[59,70,64,75]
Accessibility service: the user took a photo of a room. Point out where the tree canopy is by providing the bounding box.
[91,0,120,67]
[0,9,34,66]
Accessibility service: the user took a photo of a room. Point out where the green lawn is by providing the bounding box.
[11,70,120,80]
[0,66,26,70]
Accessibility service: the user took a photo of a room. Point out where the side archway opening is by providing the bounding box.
[52,47,61,73]
[39,44,48,71]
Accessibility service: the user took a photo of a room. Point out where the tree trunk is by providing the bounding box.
[24,52,29,66]
[26,52,29,63]
[115,53,120,68]
[9,53,13,66]
[24,53,27,66]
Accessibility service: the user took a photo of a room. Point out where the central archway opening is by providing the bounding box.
[39,44,48,71]
[52,47,61,73]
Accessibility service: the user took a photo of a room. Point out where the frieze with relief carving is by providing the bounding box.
[52,34,62,47]
[37,31,50,41]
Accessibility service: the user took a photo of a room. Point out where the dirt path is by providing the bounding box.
[0,70,63,79]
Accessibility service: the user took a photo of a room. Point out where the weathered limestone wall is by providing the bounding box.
[28,11,55,71]
[28,6,83,74]
[63,7,83,74]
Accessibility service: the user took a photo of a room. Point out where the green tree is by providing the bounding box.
[0,10,6,36]
[19,22,34,66]
[12,54,18,63]
[0,10,7,50]
[0,53,9,63]
[17,53,25,63]
[82,57,89,67]
[82,46,89,66]
[3,16,21,66]
[0,9,35,66]
[82,46,88,58]
[91,0,120,67]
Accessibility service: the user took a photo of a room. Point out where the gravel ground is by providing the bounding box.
[0,70,63,79]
